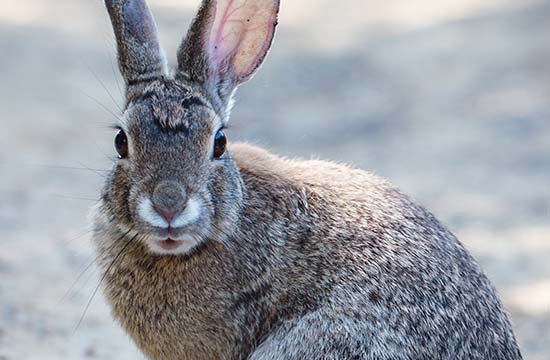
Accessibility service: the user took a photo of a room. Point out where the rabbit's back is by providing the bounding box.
[231,143,522,359]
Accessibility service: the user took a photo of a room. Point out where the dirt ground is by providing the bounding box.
[0,0,549,359]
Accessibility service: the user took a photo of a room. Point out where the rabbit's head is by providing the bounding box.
[100,0,279,255]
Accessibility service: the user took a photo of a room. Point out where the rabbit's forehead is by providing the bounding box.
[125,80,219,133]
[121,81,220,164]
[124,100,212,180]
[126,105,213,155]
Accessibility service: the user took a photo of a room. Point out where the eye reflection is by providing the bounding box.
[115,130,128,159]
[213,130,227,159]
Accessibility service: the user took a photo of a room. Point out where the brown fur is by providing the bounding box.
[94,1,522,359]
[95,143,521,359]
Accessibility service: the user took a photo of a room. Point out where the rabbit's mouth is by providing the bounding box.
[156,238,182,251]
[153,237,193,253]
[145,231,205,255]
[134,194,210,255]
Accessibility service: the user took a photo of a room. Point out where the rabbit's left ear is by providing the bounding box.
[177,0,280,106]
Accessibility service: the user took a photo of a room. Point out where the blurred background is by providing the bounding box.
[0,0,548,358]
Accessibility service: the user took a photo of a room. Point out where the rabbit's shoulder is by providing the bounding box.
[230,142,390,195]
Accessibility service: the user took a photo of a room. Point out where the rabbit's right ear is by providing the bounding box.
[105,0,167,87]
[176,0,280,110]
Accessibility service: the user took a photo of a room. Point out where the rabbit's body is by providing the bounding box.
[94,0,521,358]
[94,144,521,359]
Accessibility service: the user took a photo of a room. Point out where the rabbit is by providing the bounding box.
[92,0,523,359]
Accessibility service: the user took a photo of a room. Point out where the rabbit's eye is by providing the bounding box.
[213,130,227,159]
[115,130,129,159]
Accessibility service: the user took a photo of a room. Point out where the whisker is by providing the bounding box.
[74,230,136,332]
[83,61,123,112]
[59,229,106,304]
[0,163,111,173]
[78,88,122,122]
[51,194,100,202]
[59,256,96,306]
[75,160,110,179]
[108,50,124,100]
[98,30,124,100]
[63,228,94,247]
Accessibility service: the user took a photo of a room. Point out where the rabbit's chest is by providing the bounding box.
[103,255,243,359]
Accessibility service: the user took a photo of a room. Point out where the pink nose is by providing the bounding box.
[158,209,177,223]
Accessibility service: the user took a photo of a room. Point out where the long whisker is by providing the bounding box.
[78,88,122,122]
[59,229,108,305]
[76,160,110,179]
[59,256,96,306]
[51,194,100,202]
[0,163,111,173]
[108,48,124,100]
[83,61,122,112]
[63,228,94,247]
[74,230,136,332]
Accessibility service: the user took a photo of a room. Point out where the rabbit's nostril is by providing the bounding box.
[158,209,177,223]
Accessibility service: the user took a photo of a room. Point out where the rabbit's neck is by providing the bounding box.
[97,231,280,359]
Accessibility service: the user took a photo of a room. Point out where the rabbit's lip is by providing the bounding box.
[155,226,194,239]
[145,233,201,255]
[155,238,184,251]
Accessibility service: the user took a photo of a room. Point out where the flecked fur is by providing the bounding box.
[94,1,522,359]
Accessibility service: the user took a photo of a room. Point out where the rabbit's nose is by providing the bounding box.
[152,181,187,223]
[157,209,177,223]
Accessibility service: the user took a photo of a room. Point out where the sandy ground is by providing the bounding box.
[0,0,549,358]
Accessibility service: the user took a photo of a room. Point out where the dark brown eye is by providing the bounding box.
[213,130,227,159]
[114,130,128,159]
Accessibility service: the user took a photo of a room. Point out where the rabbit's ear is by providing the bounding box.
[105,0,167,86]
[177,0,280,105]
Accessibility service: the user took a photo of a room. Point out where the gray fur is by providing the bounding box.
[105,0,167,87]
[93,0,522,359]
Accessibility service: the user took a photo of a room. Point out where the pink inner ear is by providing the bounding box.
[207,0,279,81]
